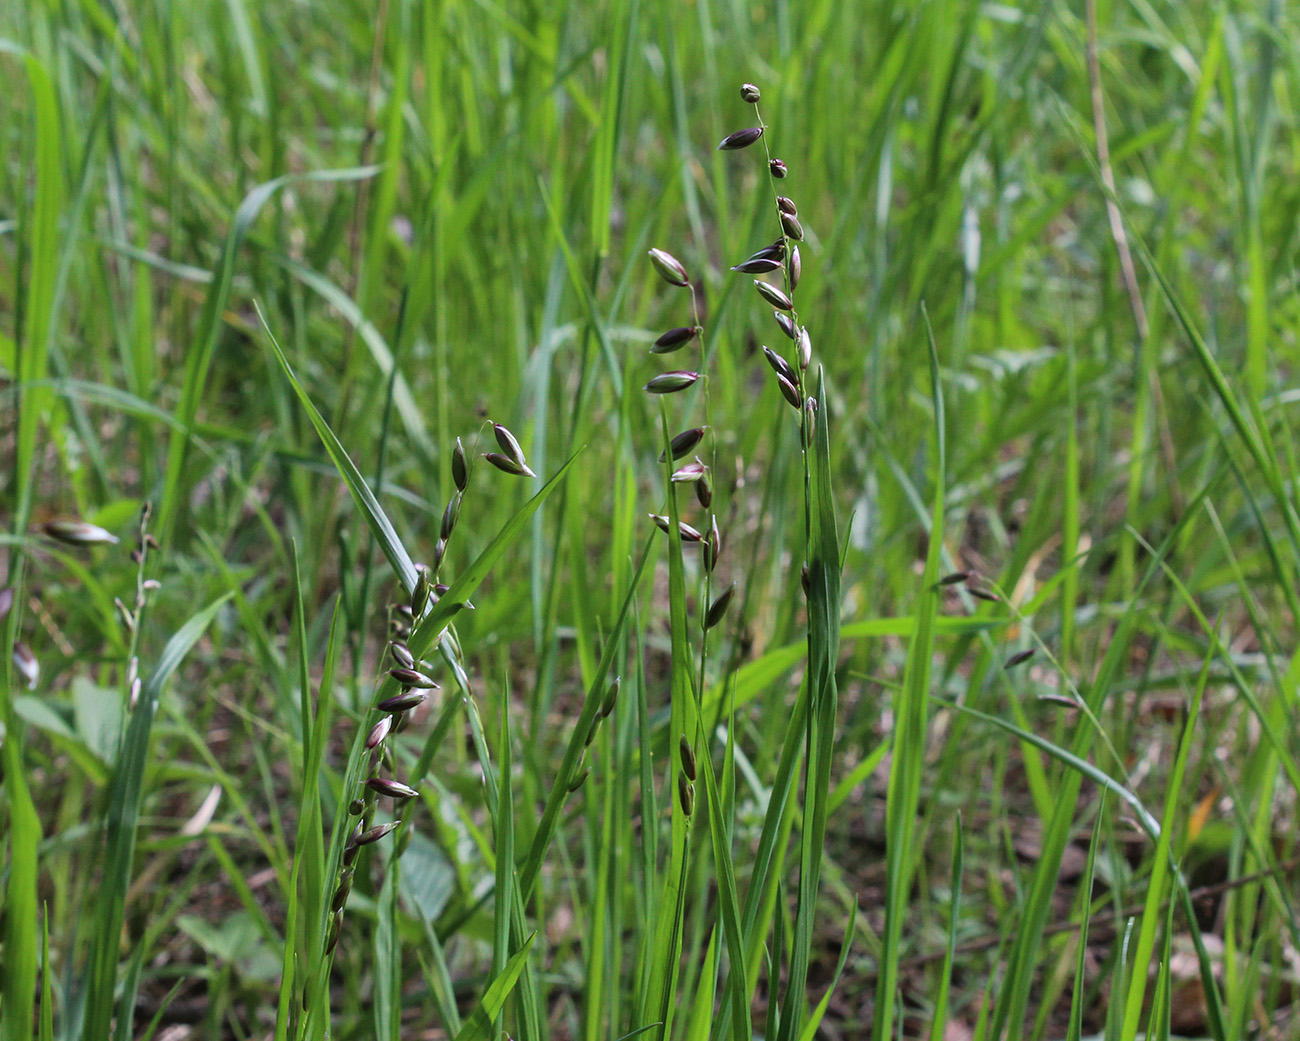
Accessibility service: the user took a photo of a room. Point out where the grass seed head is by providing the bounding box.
[679,735,697,781]
[776,196,797,216]
[0,586,12,621]
[731,257,782,274]
[695,470,713,509]
[644,371,702,394]
[452,436,468,492]
[390,641,415,669]
[441,492,462,541]
[717,126,763,150]
[493,423,526,465]
[775,312,798,339]
[797,325,811,368]
[485,452,536,478]
[671,460,707,483]
[599,678,619,718]
[789,245,802,290]
[740,82,761,103]
[387,667,439,689]
[648,248,691,287]
[366,715,392,749]
[705,518,722,572]
[354,821,401,847]
[678,774,695,817]
[777,373,802,409]
[660,427,706,462]
[567,767,591,793]
[754,279,794,311]
[1004,649,1035,669]
[367,777,419,799]
[378,690,431,715]
[763,345,797,383]
[652,326,701,353]
[706,583,736,630]
[769,158,788,178]
[42,518,119,546]
[780,212,804,241]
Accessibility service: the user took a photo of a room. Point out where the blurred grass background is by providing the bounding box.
[3,0,1300,1038]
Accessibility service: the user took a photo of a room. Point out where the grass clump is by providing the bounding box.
[3,4,1300,1040]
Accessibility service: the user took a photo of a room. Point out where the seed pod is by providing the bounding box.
[679,735,697,781]
[754,279,794,311]
[388,667,439,689]
[390,642,415,669]
[789,245,802,290]
[730,257,782,274]
[42,518,119,546]
[13,642,39,690]
[354,821,401,847]
[652,326,701,353]
[763,345,797,384]
[644,371,701,394]
[740,83,761,103]
[705,583,736,630]
[452,437,468,492]
[776,196,797,216]
[801,563,811,598]
[485,452,537,478]
[694,471,712,510]
[777,374,802,409]
[567,767,591,793]
[717,127,763,150]
[366,715,392,749]
[1004,649,1035,669]
[797,325,811,368]
[677,774,695,817]
[659,427,706,463]
[775,312,798,339]
[378,689,430,714]
[780,212,804,241]
[599,678,619,718]
[367,777,420,799]
[671,460,707,483]
[705,518,722,573]
[769,158,788,178]
[648,248,690,287]
[441,493,462,541]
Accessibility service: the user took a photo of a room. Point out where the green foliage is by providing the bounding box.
[3,2,1299,1039]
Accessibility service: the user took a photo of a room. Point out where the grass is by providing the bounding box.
[3,1,1300,1038]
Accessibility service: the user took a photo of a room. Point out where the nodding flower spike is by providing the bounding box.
[43,519,119,546]
[648,248,690,287]
[717,127,763,151]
